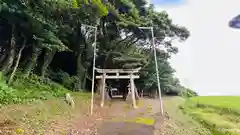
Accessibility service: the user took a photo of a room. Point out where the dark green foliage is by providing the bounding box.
[47,70,81,91]
[0,0,197,105]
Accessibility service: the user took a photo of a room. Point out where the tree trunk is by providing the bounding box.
[134,85,140,100]
[120,80,129,100]
[96,79,102,95]
[82,69,87,89]
[155,90,158,99]
[8,41,26,85]
[0,53,7,65]
[24,45,42,77]
[39,48,57,77]
[76,52,86,90]
[1,25,16,73]
[77,28,92,90]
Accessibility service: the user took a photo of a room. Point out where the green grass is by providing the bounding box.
[0,72,92,134]
[182,96,240,135]
[0,72,71,105]
[0,92,91,134]
[191,96,240,110]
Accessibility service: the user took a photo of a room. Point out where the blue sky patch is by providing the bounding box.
[152,0,185,5]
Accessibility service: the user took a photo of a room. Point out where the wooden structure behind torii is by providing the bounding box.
[95,67,141,108]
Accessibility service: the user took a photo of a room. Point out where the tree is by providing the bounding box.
[0,0,195,101]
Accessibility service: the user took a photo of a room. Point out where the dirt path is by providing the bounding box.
[98,122,154,135]
[97,99,162,135]
[68,98,163,135]
[95,97,210,135]
[0,96,208,135]
[70,97,207,135]
[53,97,211,135]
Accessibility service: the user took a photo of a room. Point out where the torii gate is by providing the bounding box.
[95,67,141,108]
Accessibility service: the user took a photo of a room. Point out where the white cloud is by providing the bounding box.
[153,0,240,95]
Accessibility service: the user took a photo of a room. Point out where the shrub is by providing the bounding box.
[13,73,68,98]
[0,72,20,105]
[47,70,81,90]
[0,72,70,105]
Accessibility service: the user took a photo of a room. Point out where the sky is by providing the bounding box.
[149,0,240,95]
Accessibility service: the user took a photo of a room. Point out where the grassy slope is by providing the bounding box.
[182,96,240,135]
[0,72,92,134]
[160,96,211,135]
[0,92,91,134]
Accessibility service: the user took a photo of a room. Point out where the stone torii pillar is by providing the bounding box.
[130,73,137,108]
[100,73,106,107]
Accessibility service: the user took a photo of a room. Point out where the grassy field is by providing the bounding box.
[182,96,240,135]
